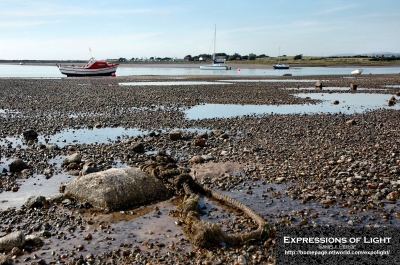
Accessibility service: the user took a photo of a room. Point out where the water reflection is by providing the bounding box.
[119,81,232,86]
[284,86,372,91]
[218,79,322,83]
[186,93,400,119]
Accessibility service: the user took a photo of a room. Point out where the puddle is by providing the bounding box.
[119,81,232,86]
[215,181,400,227]
[0,171,73,210]
[218,79,323,83]
[284,86,372,91]
[0,127,211,149]
[0,127,148,148]
[385,85,400,88]
[186,93,400,119]
[295,93,398,110]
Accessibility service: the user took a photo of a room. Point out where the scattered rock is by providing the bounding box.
[315,81,323,90]
[24,235,43,247]
[22,129,38,140]
[196,132,208,139]
[80,162,101,176]
[0,231,25,251]
[0,254,12,265]
[346,119,356,126]
[24,196,47,208]
[386,191,400,201]
[61,153,82,168]
[169,130,182,141]
[189,156,204,164]
[8,159,29,172]
[131,142,145,153]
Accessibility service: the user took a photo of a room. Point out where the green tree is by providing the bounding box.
[294,54,303,60]
[228,53,241,61]
[249,53,257,60]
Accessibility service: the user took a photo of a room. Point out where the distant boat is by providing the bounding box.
[351,69,363,75]
[57,57,118,77]
[200,25,230,70]
[273,47,289,70]
[273,63,290,70]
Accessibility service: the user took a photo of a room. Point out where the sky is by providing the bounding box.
[1,0,400,60]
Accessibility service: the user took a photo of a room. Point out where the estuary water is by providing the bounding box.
[0,64,400,77]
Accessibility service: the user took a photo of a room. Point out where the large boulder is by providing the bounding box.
[63,167,170,211]
[0,231,25,251]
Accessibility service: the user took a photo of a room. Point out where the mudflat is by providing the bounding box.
[0,73,400,264]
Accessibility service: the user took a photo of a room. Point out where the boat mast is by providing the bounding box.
[278,46,281,64]
[213,24,216,61]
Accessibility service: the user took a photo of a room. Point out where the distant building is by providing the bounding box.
[215,55,226,63]
[184,55,193,62]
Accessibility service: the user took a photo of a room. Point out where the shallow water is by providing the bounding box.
[1,64,400,77]
[0,127,148,148]
[119,81,233,86]
[216,181,400,227]
[219,79,324,83]
[284,86,372,91]
[186,93,400,119]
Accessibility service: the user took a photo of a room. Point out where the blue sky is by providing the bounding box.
[1,0,399,60]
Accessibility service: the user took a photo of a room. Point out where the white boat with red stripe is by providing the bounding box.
[57,57,118,77]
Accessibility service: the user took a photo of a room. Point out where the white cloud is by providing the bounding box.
[0,20,61,28]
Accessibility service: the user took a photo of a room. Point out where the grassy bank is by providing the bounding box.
[230,55,400,67]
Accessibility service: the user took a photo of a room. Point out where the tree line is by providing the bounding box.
[117,53,305,62]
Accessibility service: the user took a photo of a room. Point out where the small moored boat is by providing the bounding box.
[273,47,289,70]
[351,69,363,75]
[200,25,230,70]
[57,58,118,77]
[273,63,290,70]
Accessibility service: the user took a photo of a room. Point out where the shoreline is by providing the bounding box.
[2,61,400,69]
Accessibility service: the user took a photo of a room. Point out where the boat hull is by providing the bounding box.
[273,65,289,70]
[59,65,118,77]
[351,69,363,75]
[200,65,229,70]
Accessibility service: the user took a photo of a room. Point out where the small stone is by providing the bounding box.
[189,155,204,164]
[350,83,358,90]
[386,191,400,201]
[169,130,182,141]
[346,119,356,126]
[275,177,286,183]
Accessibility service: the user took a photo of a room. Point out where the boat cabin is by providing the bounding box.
[82,58,116,69]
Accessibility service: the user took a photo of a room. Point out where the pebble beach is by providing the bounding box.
[1,72,400,264]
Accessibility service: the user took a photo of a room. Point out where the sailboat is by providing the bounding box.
[273,47,289,69]
[200,25,230,70]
